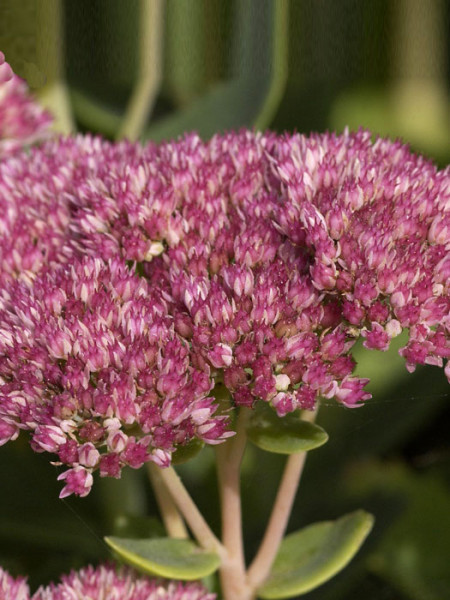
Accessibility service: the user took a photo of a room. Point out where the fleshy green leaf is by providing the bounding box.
[172,439,205,465]
[69,1,288,140]
[246,403,328,454]
[144,0,288,142]
[258,510,374,599]
[104,536,221,580]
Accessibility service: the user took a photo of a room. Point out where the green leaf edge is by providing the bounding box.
[104,536,221,581]
[258,510,375,599]
[172,439,205,465]
[246,406,329,454]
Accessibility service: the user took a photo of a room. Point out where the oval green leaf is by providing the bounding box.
[258,510,374,599]
[104,536,221,581]
[246,403,328,454]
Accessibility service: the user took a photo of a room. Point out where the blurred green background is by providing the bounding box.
[0,1,449,599]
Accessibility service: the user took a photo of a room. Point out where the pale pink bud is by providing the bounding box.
[78,443,100,467]
[385,319,402,338]
[209,343,233,368]
[275,373,290,391]
[34,425,66,452]
[107,430,128,453]
[151,448,171,468]
[47,329,73,359]
[428,213,450,245]
[272,392,297,416]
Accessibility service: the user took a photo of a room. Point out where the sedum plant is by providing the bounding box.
[0,52,449,600]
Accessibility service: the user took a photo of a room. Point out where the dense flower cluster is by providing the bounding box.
[273,131,450,378]
[0,52,52,158]
[0,257,229,497]
[0,564,215,600]
[0,57,448,496]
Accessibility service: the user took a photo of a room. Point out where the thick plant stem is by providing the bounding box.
[36,0,74,133]
[246,408,318,591]
[148,464,225,557]
[216,408,254,600]
[147,462,188,539]
[117,0,164,140]
[253,0,289,131]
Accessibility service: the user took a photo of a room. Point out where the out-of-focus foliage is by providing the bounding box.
[0,1,449,598]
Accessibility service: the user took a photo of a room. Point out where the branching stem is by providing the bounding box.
[117,0,164,140]
[147,463,225,557]
[36,0,74,133]
[147,406,319,600]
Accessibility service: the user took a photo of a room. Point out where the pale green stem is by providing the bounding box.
[253,0,289,131]
[147,462,188,539]
[215,408,254,600]
[36,0,74,133]
[147,463,225,557]
[246,408,319,591]
[117,0,164,140]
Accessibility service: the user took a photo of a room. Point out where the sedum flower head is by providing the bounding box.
[0,126,448,495]
[0,52,52,158]
[0,564,215,600]
[273,129,450,376]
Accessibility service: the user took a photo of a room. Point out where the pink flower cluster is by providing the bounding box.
[0,53,52,158]
[0,564,215,600]
[0,55,448,496]
[273,131,450,378]
[0,257,230,497]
